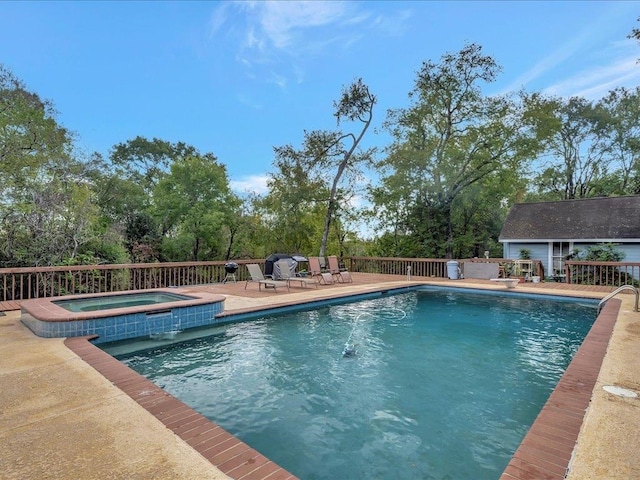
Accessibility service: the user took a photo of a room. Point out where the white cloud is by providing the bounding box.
[209,3,229,36]
[209,1,410,75]
[544,54,640,100]
[268,71,287,89]
[369,9,412,37]
[258,1,353,50]
[236,93,263,109]
[500,29,591,94]
[230,174,270,195]
[500,4,639,98]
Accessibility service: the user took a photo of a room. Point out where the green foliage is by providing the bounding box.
[153,154,240,261]
[369,179,509,259]
[0,149,103,266]
[373,43,533,258]
[595,87,640,195]
[124,212,161,261]
[3,48,640,269]
[109,136,198,194]
[253,190,325,255]
[224,206,271,260]
[0,65,133,267]
[519,86,640,202]
[575,243,625,262]
[68,240,130,266]
[568,243,634,286]
[519,248,531,260]
[0,64,72,179]
[269,78,376,259]
[92,168,150,221]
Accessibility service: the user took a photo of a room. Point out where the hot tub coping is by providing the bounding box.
[20,288,226,322]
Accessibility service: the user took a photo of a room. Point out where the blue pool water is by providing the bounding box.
[111,289,597,479]
[53,292,194,312]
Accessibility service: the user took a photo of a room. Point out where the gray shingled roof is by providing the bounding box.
[499,196,640,241]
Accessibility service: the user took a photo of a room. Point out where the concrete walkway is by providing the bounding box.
[0,308,231,480]
[1,276,639,479]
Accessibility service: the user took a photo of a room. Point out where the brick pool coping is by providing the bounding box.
[499,298,620,479]
[64,335,297,480]
[62,287,620,480]
[20,288,225,322]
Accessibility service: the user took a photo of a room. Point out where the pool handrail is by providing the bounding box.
[597,284,639,313]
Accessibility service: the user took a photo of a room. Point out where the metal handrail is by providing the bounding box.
[597,285,639,313]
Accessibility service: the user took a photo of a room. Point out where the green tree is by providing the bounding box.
[524,94,612,200]
[596,87,640,194]
[0,65,125,267]
[0,152,113,266]
[253,178,327,256]
[109,136,198,195]
[451,175,513,258]
[0,64,72,179]
[153,154,240,261]
[90,160,160,261]
[270,78,376,258]
[100,138,200,260]
[224,196,273,260]
[374,43,532,258]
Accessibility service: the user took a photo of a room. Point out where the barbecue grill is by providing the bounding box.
[223,262,238,283]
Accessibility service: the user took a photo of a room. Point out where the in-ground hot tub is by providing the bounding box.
[54,291,195,312]
[20,289,226,344]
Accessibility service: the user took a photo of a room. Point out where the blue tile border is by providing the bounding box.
[21,301,224,344]
[20,289,225,344]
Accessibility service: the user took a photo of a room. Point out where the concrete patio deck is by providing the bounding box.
[1,274,639,479]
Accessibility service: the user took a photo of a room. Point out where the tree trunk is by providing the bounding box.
[319,203,333,259]
[225,226,236,261]
[318,155,347,258]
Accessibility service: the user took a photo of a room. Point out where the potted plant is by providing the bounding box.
[510,266,526,282]
[511,249,532,281]
[519,248,531,260]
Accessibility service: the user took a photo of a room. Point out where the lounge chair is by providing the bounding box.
[327,256,352,283]
[275,259,318,288]
[308,256,334,285]
[245,264,289,292]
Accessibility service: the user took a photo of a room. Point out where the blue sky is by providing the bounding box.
[2,1,639,195]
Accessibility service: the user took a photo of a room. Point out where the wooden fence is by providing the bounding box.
[0,260,262,302]
[346,256,449,278]
[2,257,639,303]
[565,261,640,287]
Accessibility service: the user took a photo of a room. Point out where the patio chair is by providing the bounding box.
[275,259,318,288]
[327,256,353,283]
[245,264,289,292]
[308,256,334,285]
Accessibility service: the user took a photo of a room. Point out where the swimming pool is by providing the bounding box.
[109,288,597,479]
